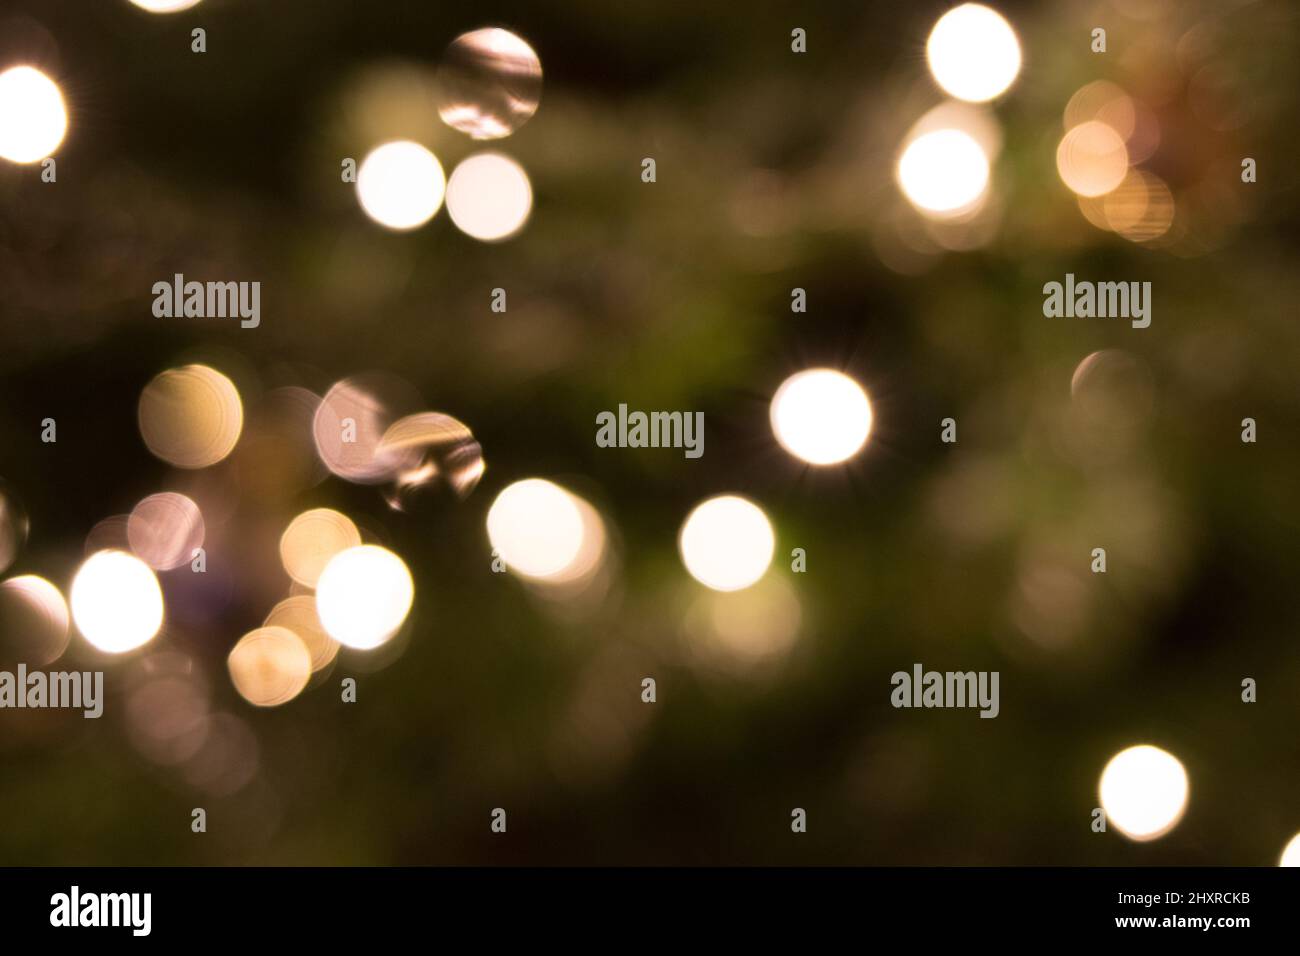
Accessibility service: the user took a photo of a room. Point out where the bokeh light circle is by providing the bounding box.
[70,550,165,654]
[770,369,873,465]
[486,479,586,579]
[437,28,542,140]
[897,128,990,216]
[356,140,446,231]
[446,152,533,241]
[228,626,312,707]
[926,4,1022,102]
[0,66,68,164]
[1099,744,1189,842]
[679,495,775,592]
[138,364,244,469]
[315,545,414,650]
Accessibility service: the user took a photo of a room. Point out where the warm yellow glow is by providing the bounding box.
[128,0,203,11]
[897,128,990,216]
[279,508,361,588]
[138,364,244,469]
[1281,832,1300,867]
[486,479,587,579]
[356,140,446,231]
[770,368,873,465]
[0,575,70,665]
[314,545,414,650]
[446,152,533,241]
[264,595,340,672]
[228,626,312,707]
[1099,744,1189,841]
[679,495,775,592]
[1057,121,1129,198]
[70,550,164,654]
[0,66,68,164]
[926,4,1022,103]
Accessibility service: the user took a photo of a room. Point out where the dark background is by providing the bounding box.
[0,0,1297,864]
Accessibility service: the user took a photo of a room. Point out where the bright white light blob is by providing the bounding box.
[679,495,775,592]
[0,66,68,164]
[70,550,164,654]
[128,0,203,11]
[1099,744,1189,842]
[314,545,413,650]
[486,479,585,579]
[926,4,1022,102]
[1281,833,1300,867]
[897,128,990,216]
[356,140,446,231]
[446,152,533,241]
[770,369,873,465]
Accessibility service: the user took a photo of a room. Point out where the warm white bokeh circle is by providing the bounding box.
[356,140,446,230]
[679,495,775,592]
[1280,832,1300,867]
[897,128,990,215]
[926,4,1022,103]
[486,479,585,579]
[446,152,533,241]
[127,0,204,11]
[70,550,165,653]
[315,545,414,650]
[1099,744,1189,842]
[770,369,873,465]
[0,66,68,164]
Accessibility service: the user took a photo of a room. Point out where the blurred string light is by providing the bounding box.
[679,495,774,592]
[897,128,990,217]
[0,65,68,164]
[314,545,414,650]
[227,626,313,707]
[138,364,244,469]
[70,550,164,654]
[486,479,606,585]
[446,152,533,241]
[356,140,446,231]
[126,0,203,11]
[437,28,542,140]
[279,508,361,588]
[770,368,873,465]
[127,492,205,571]
[1099,744,1189,841]
[0,575,70,666]
[1281,833,1300,867]
[0,483,28,574]
[926,4,1021,103]
[1056,120,1129,198]
[263,595,340,673]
